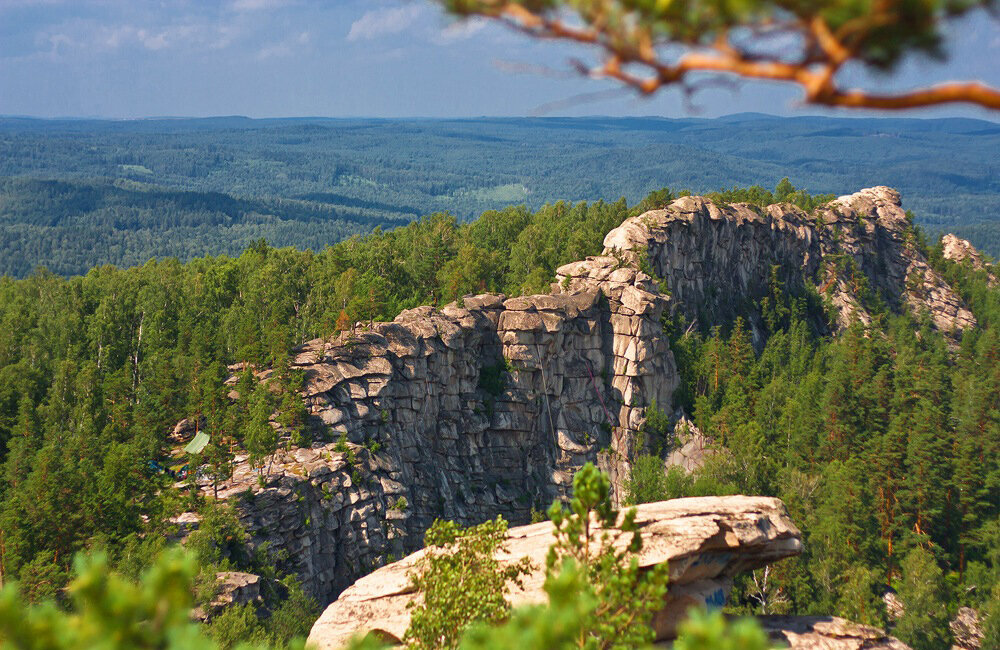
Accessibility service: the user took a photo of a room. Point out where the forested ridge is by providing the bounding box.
[1,114,1000,277]
[0,181,997,649]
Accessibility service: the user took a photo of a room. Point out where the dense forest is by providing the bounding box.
[0,180,996,649]
[1,114,999,277]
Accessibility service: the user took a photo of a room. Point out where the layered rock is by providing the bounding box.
[193,572,268,622]
[199,187,976,609]
[950,606,984,650]
[664,414,712,474]
[306,496,803,650]
[573,186,975,343]
[207,282,675,602]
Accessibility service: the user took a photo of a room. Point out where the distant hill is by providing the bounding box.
[0,114,997,276]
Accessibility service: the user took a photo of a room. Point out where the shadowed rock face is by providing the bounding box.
[211,277,677,603]
[306,496,803,650]
[578,186,975,344]
[197,188,975,608]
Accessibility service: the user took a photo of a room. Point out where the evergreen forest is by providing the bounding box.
[0,179,996,649]
[1,114,1000,277]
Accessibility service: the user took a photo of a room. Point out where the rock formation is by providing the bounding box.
[189,187,976,609]
[942,234,990,270]
[192,571,272,622]
[942,234,997,287]
[757,616,911,649]
[950,606,985,650]
[580,186,974,343]
[306,496,803,650]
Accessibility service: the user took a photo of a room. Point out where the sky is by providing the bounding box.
[0,0,998,120]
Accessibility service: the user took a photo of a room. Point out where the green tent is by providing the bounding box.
[184,431,210,455]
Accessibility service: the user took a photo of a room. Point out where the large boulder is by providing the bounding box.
[306,496,802,650]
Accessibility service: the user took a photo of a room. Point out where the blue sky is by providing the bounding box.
[1,0,998,119]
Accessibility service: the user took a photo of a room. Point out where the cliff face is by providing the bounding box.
[221,262,675,602]
[589,186,974,342]
[198,187,976,605]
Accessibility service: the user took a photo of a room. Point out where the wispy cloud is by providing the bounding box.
[434,17,487,45]
[347,4,425,42]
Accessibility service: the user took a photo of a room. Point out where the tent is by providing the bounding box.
[184,431,210,455]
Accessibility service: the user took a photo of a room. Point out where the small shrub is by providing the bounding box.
[404,517,533,650]
[334,432,349,453]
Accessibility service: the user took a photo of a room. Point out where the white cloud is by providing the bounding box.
[435,17,486,45]
[347,4,425,42]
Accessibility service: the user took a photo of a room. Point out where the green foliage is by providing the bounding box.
[638,400,672,454]
[545,463,670,648]
[709,179,835,212]
[672,608,772,650]
[457,560,599,650]
[624,454,670,506]
[207,579,317,650]
[982,582,1000,650]
[245,386,279,474]
[0,548,306,650]
[400,465,773,650]
[894,547,952,650]
[405,517,533,650]
[671,288,998,628]
[477,357,510,398]
[334,432,349,453]
[1,117,999,278]
[209,603,267,649]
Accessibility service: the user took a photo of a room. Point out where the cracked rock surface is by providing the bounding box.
[306,496,802,650]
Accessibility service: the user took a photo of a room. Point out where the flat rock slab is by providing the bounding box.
[757,616,912,650]
[307,496,802,650]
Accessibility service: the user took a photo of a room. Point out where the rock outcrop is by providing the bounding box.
[193,571,269,622]
[206,267,676,602]
[942,234,990,270]
[194,187,976,608]
[306,496,802,650]
[942,234,997,287]
[950,606,984,650]
[758,616,911,649]
[664,412,712,474]
[577,186,974,343]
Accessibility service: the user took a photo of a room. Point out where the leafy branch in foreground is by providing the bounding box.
[405,517,533,650]
[544,462,670,648]
[438,0,1000,111]
[0,548,304,650]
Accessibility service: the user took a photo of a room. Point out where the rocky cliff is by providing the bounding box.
[579,186,974,343]
[190,187,976,607]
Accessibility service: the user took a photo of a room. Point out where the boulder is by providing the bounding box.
[664,413,712,474]
[882,590,904,621]
[306,496,802,650]
[950,606,984,650]
[757,616,911,649]
[192,571,264,622]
